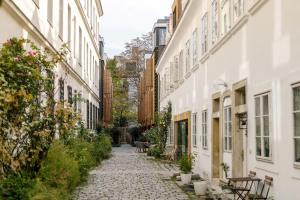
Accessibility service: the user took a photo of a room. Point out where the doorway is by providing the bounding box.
[177,120,188,158]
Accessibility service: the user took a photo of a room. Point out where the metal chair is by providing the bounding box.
[248,176,273,200]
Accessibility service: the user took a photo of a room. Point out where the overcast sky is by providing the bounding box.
[100,0,173,58]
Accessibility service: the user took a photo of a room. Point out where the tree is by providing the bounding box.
[107,59,135,127]
[120,32,153,117]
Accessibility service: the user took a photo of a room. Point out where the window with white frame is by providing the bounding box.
[192,113,198,147]
[174,56,179,84]
[170,120,174,144]
[202,110,208,149]
[59,0,64,38]
[293,85,300,163]
[47,0,53,25]
[67,5,71,46]
[192,29,198,67]
[79,27,82,65]
[221,0,231,35]
[185,40,190,73]
[255,93,271,159]
[73,16,76,57]
[224,106,232,151]
[233,0,244,21]
[170,61,174,88]
[179,50,184,81]
[201,13,208,55]
[212,0,218,44]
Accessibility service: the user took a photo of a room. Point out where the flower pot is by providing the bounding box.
[193,181,207,195]
[181,173,192,184]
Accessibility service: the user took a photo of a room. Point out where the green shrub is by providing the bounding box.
[67,139,95,181]
[179,155,193,174]
[37,141,80,192]
[92,135,112,163]
[29,178,70,200]
[0,171,35,200]
[147,145,163,159]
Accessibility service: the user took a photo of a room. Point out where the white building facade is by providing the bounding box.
[0,0,103,130]
[157,0,300,199]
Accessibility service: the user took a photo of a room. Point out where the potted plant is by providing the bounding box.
[180,154,193,184]
[221,162,230,178]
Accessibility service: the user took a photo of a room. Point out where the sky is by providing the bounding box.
[100,0,173,58]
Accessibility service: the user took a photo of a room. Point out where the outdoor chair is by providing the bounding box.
[223,171,261,200]
[161,147,177,162]
[248,176,273,200]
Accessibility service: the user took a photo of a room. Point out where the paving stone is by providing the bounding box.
[73,145,189,200]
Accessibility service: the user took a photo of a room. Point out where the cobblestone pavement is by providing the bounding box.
[74,145,190,200]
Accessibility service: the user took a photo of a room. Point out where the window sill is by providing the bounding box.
[191,64,199,72]
[200,52,209,64]
[256,157,273,164]
[223,150,232,153]
[185,72,192,79]
[294,163,300,169]
[248,0,269,15]
[210,14,249,55]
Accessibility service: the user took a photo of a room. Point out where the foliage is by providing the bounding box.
[37,142,80,192]
[67,139,95,181]
[180,155,193,174]
[144,102,172,157]
[147,145,163,159]
[0,171,35,200]
[92,135,112,162]
[0,38,65,176]
[107,58,135,127]
[221,162,230,178]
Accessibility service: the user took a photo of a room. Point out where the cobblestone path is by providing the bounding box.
[74,145,190,200]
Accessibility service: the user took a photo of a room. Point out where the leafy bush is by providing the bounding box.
[147,145,163,159]
[92,135,112,163]
[37,142,80,192]
[0,171,35,200]
[67,139,95,181]
[179,155,193,174]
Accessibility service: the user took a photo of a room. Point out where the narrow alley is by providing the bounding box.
[74,145,189,200]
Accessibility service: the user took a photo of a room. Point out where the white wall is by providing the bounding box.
[157,0,300,199]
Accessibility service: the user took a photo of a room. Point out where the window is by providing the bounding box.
[179,50,184,81]
[255,93,271,159]
[79,27,82,65]
[68,5,71,46]
[174,55,179,83]
[47,0,53,25]
[185,40,190,73]
[87,100,89,129]
[212,0,218,44]
[224,106,232,151]
[192,113,198,147]
[73,16,76,57]
[90,50,92,80]
[221,0,231,35]
[201,13,208,55]
[67,86,72,105]
[86,44,89,76]
[192,29,198,66]
[59,0,64,38]
[78,93,82,113]
[170,121,174,144]
[74,90,77,111]
[293,85,300,163]
[90,102,92,129]
[202,110,208,149]
[233,0,244,21]
[59,78,64,102]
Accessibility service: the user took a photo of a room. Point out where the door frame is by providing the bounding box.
[174,111,192,155]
